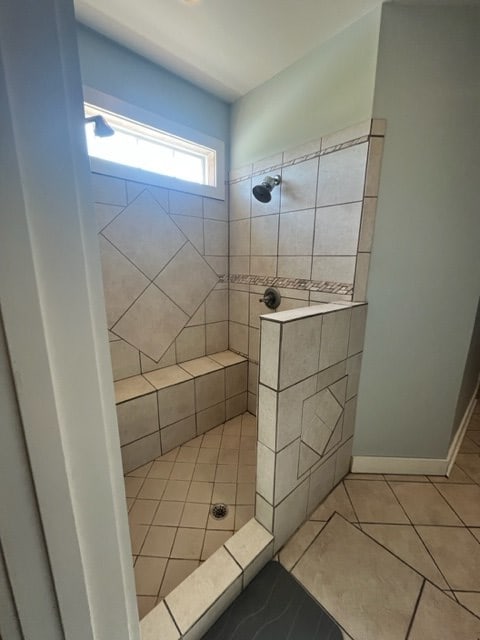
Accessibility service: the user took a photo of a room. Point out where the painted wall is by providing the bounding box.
[76,24,230,145]
[354,4,480,459]
[230,8,381,168]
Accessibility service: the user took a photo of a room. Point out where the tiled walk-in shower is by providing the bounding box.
[123,412,256,619]
[278,404,480,639]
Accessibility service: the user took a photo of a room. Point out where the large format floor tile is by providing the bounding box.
[292,514,423,640]
[408,582,480,639]
[344,480,409,524]
[389,482,462,525]
[435,483,480,526]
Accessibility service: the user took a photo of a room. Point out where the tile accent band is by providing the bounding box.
[228,273,354,296]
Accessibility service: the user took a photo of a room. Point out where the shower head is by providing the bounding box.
[85,115,115,138]
[252,175,281,203]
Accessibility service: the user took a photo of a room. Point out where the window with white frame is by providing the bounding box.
[82,89,225,200]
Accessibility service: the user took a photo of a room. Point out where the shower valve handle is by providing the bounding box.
[259,287,281,310]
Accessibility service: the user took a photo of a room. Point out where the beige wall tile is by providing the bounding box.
[307,453,336,515]
[229,178,251,221]
[179,356,222,377]
[197,402,226,435]
[274,439,304,504]
[176,325,206,363]
[117,393,159,446]
[203,197,227,221]
[226,362,248,398]
[113,285,189,362]
[229,290,249,325]
[256,442,275,503]
[259,319,280,389]
[251,176,281,218]
[277,256,312,280]
[277,375,317,451]
[204,220,228,256]
[171,215,204,254]
[358,197,378,252]
[195,370,225,411]
[279,315,322,389]
[229,322,249,356]
[248,327,260,362]
[205,289,228,323]
[280,159,319,213]
[169,190,203,217]
[95,202,123,231]
[314,202,362,256]
[225,518,273,569]
[109,339,140,381]
[115,375,156,403]
[346,353,362,400]
[230,219,250,255]
[91,173,126,205]
[348,305,367,356]
[250,256,277,277]
[160,416,196,453]
[312,256,356,285]
[319,308,351,370]
[353,252,370,302]
[317,143,368,207]
[121,433,161,474]
[140,343,176,374]
[364,137,384,197]
[154,242,218,316]
[210,350,246,367]
[98,236,149,328]
[273,478,309,552]
[158,380,195,428]
[206,322,228,354]
[251,215,279,255]
[279,209,315,255]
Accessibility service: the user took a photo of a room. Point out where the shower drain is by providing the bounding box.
[211,503,228,519]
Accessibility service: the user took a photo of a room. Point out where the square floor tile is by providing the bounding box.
[201,530,233,560]
[236,483,255,505]
[138,479,167,501]
[215,465,238,483]
[454,591,480,618]
[159,559,200,598]
[179,503,210,529]
[170,528,205,560]
[130,524,149,554]
[455,454,480,483]
[208,506,236,531]
[169,462,195,481]
[237,465,256,483]
[416,526,480,591]
[409,582,480,639]
[141,526,177,557]
[389,482,461,525]
[162,480,190,502]
[148,461,174,479]
[176,446,199,463]
[187,481,214,503]
[134,556,167,596]
[212,482,236,505]
[152,501,184,527]
[292,515,423,640]
[202,434,222,448]
[429,465,475,484]
[137,596,156,620]
[234,505,253,530]
[239,449,257,465]
[197,447,219,464]
[127,462,152,478]
[192,463,216,482]
[218,449,239,465]
[128,499,159,526]
[344,480,409,524]
[125,476,144,498]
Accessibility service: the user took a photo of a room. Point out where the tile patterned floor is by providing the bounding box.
[123,412,256,619]
[278,404,480,639]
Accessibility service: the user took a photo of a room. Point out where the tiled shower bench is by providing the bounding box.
[114,350,248,473]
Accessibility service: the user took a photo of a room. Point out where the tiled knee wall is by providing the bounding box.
[115,352,248,473]
[255,302,367,552]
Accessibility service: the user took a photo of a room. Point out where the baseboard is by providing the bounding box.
[445,383,479,475]
[351,455,448,476]
[352,382,479,478]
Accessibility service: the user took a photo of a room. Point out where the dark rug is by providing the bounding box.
[202,561,343,639]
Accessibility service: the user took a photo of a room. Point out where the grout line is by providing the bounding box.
[404,579,426,640]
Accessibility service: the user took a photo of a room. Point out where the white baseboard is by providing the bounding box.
[351,455,448,476]
[446,385,479,475]
[352,383,479,477]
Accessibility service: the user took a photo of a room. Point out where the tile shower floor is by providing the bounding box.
[279,403,480,639]
[123,412,257,619]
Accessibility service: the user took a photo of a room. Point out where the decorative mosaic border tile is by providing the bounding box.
[228,273,353,296]
[229,135,369,185]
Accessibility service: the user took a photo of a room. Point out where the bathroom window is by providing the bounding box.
[83,88,225,199]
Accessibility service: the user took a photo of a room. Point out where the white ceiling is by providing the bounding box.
[74,0,383,102]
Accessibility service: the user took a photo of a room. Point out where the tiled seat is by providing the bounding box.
[114,351,248,473]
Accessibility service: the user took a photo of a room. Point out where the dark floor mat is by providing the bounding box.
[202,561,343,639]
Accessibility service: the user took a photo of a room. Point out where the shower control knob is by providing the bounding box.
[259,287,281,310]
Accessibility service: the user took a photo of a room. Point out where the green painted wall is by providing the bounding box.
[230,8,381,168]
[354,4,480,459]
[76,24,230,145]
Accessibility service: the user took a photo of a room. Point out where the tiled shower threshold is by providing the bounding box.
[123,412,257,619]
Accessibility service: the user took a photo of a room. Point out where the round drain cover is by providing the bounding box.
[211,503,228,519]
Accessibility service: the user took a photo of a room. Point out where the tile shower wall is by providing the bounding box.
[228,120,384,414]
[256,302,367,552]
[92,175,228,381]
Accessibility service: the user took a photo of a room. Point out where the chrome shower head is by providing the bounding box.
[85,115,115,138]
[252,175,281,203]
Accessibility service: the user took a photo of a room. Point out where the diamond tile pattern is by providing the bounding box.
[155,243,219,316]
[103,190,186,279]
[301,386,343,461]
